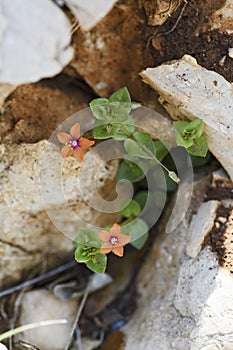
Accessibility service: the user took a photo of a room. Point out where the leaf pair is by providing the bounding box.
[173,119,208,157]
[74,228,107,273]
[90,87,132,123]
[90,87,137,140]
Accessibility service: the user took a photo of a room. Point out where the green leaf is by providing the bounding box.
[86,253,107,274]
[131,232,149,250]
[112,132,128,140]
[109,104,129,122]
[185,119,203,139]
[76,227,101,248]
[146,166,178,192]
[109,87,131,104]
[90,98,110,120]
[168,171,180,183]
[134,191,148,209]
[75,245,99,263]
[124,139,152,159]
[175,133,194,148]
[153,140,169,161]
[121,218,148,249]
[120,199,141,218]
[116,159,145,183]
[93,121,120,139]
[190,152,211,167]
[151,190,167,209]
[121,116,135,134]
[173,119,204,148]
[133,131,155,153]
[187,135,208,157]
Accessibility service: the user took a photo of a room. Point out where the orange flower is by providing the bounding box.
[57,123,95,162]
[98,223,131,257]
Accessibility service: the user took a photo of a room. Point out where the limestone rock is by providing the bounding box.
[140,55,233,181]
[186,200,220,258]
[124,174,233,350]
[0,0,73,84]
[17,289,78,350]
[0,140,119,288]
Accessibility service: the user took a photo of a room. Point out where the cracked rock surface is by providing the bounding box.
[124,173,233,350]
[140,55,233,181]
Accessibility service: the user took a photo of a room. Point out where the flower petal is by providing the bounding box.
[100,247,112,255]
[57,132,72,144]
[73,148,84,162]
[109,223,121,236]
[118,233,131,246]
[79,137,95,149]
[61,145,73,158]
[99,230,111,242]
[112,246,124,257]
[101,242,113,249]
[70,123,80,139]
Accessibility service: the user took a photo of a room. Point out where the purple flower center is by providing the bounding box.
[110,236,118,245]
[69,138,80,149]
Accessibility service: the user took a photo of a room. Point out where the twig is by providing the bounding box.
[167,0,173,17]
[145,1,188,66]
[0,261,76,299]
[64,287,90,350]
[0,320,67,342]
[157,0,188,37]
[75,326,83,350]
[8,293,25,350]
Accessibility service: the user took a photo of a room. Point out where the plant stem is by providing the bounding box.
[120,124,180,183]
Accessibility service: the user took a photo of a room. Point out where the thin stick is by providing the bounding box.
[0,320,67,342]
[157,0,188,37]
[75,326,83,350]
[64,287,90,350]
[0,261,76,299]
[167,0,173,17]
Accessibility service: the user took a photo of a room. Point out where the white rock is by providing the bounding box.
[0,344,8,350]
[0,0,73,84]
[228,47,233,58]
[65,0,117,30]
[0,141,119,287]
[17,289,78,350]
[186,200,220,258]
[140,55,233,181]
[123,178,233,350]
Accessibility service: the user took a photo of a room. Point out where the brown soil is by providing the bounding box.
[0,75,95,144]
[205,178,233,273]
[146,0,233,83]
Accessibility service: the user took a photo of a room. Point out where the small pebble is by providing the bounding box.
[228,48,233,59]
[215,222,220,229]
[219,55,226,67]
[218,216,227,223]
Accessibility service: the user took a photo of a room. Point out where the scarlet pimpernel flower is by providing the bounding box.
[57,123,95,162]
[99,223,131,257]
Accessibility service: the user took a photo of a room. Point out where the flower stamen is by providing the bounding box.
[110,236,118,245]
[69,138,80,149]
